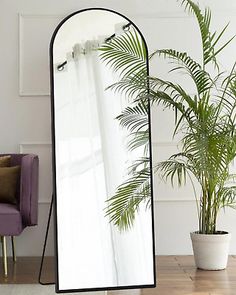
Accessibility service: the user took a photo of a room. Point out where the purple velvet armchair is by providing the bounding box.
[0,154,39,277]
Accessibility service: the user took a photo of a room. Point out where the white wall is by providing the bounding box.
[0,0,236,256]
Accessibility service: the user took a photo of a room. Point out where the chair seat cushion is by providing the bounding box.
[0,203,23,235]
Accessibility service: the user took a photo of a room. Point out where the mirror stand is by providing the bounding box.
[38,195,54,286]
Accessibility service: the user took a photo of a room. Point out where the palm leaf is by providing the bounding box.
[127,130,149,152]
[180,0,235,69]
[116,101,148,132]
[180,0,216,67]
[105,70,148,101]
[218,186,236,210]
[99,28,147,78]
[157,158,188,186]
[105,168,151,230]
[151,49,212,94]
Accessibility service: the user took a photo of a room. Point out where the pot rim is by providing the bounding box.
[191,230,231,236]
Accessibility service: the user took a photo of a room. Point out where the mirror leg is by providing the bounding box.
[11,236,16,263]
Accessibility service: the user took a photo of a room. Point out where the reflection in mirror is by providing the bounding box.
[51,8,155,293]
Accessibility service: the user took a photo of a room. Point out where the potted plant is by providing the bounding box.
[100,0,236,270]
[149,0,236,270]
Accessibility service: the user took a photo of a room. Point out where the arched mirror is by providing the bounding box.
[50,8,156,293]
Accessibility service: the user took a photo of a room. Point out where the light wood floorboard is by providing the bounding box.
[1,256,236,294]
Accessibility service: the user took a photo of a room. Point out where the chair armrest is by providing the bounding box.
[20,154,39,226]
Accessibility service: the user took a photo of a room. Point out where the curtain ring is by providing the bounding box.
[57,61,67,71]
[123,24,131,32]
[57,65,64,71]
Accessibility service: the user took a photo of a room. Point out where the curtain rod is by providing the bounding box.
[57,22,132,71]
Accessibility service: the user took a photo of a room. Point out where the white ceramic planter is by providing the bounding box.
[190,231,231,270]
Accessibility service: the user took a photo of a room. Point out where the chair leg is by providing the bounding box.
[11,236,16,263]
[1,236,7,277]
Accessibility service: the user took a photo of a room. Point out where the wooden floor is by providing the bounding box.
[0,256,54,284]
[1,256,236,294]
[149,256,236,295]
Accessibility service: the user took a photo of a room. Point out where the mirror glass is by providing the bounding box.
[51,8,155,293]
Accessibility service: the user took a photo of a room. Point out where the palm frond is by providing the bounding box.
[180,0,216,67]
[128,157,150,173]
[105,168,151,230]
[218,186,236,210]
[151,49,212,94]
[180,0,235,68]
[157,158,188,186]
[106,71,148,101]
[99,28,147,78]
[127,130,149,152]
[149,77,197,112]
[116,101,148,132]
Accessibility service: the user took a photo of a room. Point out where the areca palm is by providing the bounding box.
[99,0,236,233]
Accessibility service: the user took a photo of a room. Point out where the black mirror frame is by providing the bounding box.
[49,7,156,294]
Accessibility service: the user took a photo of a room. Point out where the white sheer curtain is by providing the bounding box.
[55,39,118,289]
[54,30,153,290]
